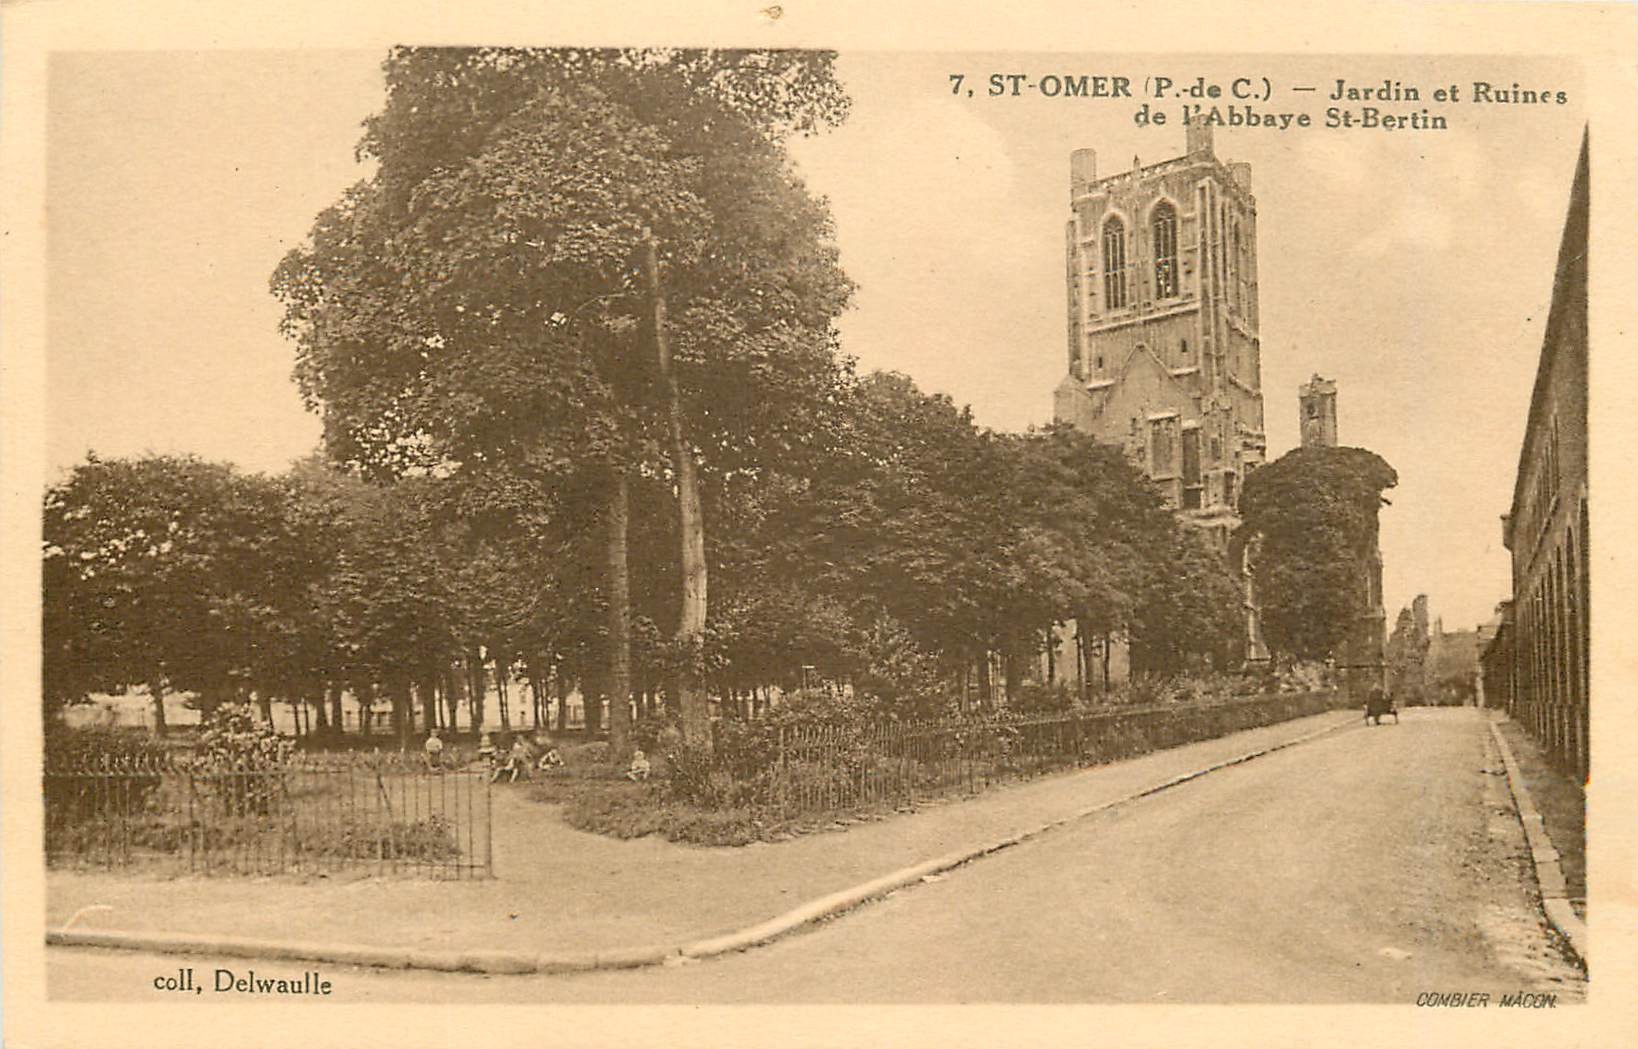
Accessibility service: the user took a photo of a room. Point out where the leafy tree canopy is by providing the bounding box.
[1237,446,1397,663]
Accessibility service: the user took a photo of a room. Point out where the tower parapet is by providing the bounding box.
[1070,148,1098,197]
[1186,120,1214,158]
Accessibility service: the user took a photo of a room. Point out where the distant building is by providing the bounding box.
[1425,621,1481,706]
[1048,124,1267,687]
[1476,604,1510,709]
[1494,131,1589,780]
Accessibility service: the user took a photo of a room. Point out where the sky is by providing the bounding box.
[46,50,1587,633]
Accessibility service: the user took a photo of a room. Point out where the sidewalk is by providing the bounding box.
[49,708,1358,965]
[1491,716,1586,920]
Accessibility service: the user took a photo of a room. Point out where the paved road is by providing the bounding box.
[49,708,1584,1003]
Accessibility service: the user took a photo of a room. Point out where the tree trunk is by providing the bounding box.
[496,662,510,730]
[328,684,344,737]
[527,669,545,731]
[584,671,604,734]
[1075,632,1089,705]
[555,675,569,733]
[444,667,462,734]
[420,676,439,735]
[643,230,710,749]
[391,680,410,750]
[312,688,330,735]
[1102,634,1113,694]
[467,649,486,733]
[358,683,373,737]
[606,469,634,757]
[148,681,169,737]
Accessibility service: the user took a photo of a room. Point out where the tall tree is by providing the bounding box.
[273,47,854,750]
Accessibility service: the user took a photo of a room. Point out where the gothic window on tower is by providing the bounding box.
[1152,202,1178,299]
[1102,217,1128,310]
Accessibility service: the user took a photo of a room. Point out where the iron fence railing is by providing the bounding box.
[768,690,1346,819]
[44,752,492,878]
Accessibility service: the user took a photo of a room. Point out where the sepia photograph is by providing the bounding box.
[5,4,1635,1046]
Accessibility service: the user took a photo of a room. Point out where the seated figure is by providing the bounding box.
[625,749,651,782]
[536,738,565,771]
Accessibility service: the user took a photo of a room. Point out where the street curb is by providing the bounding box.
[49,710,1357,977]
[1486,717,1587,968]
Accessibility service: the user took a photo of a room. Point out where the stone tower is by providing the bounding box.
[1299,374,1339,448]
[1054,122,1266,544]
[1295,377,1387,697]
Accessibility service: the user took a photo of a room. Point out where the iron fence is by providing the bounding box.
[44,752,492,878]
[770,690,1346,819]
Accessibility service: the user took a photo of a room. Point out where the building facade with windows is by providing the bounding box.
[1054,121,1266,538]
[1495,131,1589,781]
[1051,123,1267,675]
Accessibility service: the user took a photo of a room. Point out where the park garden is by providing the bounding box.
[42,47,1395,874]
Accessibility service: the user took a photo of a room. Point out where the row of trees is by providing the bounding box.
[43,389,1245,749]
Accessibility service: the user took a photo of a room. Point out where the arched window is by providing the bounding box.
[1152,202,1178,298]
[1102,217,1128,310]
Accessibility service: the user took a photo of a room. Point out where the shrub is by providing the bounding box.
[44,723,169,770]
[197,703,294,769]
[300,814,461,862]
[561,783,671,840]
[45,813,188,860]
[666,738,765,808]
[569,741,612,767]
[560,781,766,846]
[43,725,170,834]
[192,705,294,817]
[659,807,762,847]
[1008,681,1078,714]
